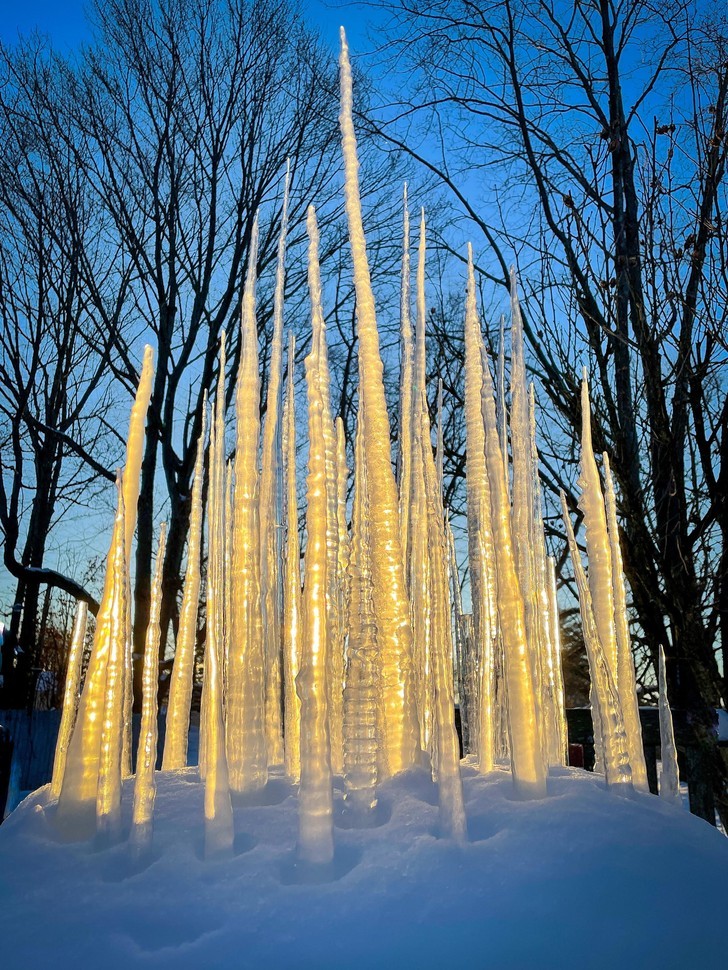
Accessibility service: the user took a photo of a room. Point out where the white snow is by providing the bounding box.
[1,764,726,968]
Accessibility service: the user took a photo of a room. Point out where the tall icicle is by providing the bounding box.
[509,270,545,772]
[529,384,564,766]
[447,515,468,752]
[122,554,133,780]
[547,556,568,764]
[57,346,154,839]
[479,328,547,797]
[658,645,681,804]
[259,164,290,767]
[297,327,334,866]
[50,601,88,801]
[204,396,234,857]
[306,205,343,776]
[497,313,509,491]
[436,378,444,494]
[283,333,302,782]
[163,398,207,770]
[464,247,496,773]
[420,398,467,840]
[96,475,127,844]
[408,209,432,753]
[561,492,632,791]
[603,453,648,791]
[336,417,351,669]
[227,217,267,792]
[397,184,414,569]
[339,29,419,775]
[343,410,380,819]
[130,523,166,857]
[578,373,618,677]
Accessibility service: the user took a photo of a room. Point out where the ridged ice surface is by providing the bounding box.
[339,28,419,775]
[561,492,632,791]
[227,218,267,793]
[130,524,166,856]
[56,346,154,840]
[163,403,207,771]
[297,331,334,865]
[464,247,496,773]
[259,165,289,768]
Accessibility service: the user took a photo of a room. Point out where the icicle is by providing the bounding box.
[204,392,234,856]
[464,247,496,773]
[283,333,302,782]
[259,164,290,767]
[213,335,228,713]
[420,397,467,840]
[408,208,432,753]
[227,216,267,792]
[529,384,563,766]
[436,378,444,494]
[658,645,681,804]
[122,554,133,779]
[130,523,166,857]
[96,474,127,844]
[561,492,632,791]
[603,453,648,791]
[446,515,468,752]
[546,556,568,764]
[578,373,618,678]
[343,409,380,819]
[397,184,414,569]
[224,458,233,692]
[336,417,351,666]
[496,313,509,493]
[479,325,546,798]
[339,29,419,774]
[57,346,154,839]
[307,205,343,775]
[163,396,208,771]
[297,329,334,866]
[50,601,87,801]
[509,270,546,771]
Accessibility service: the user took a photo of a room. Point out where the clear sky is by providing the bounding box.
[0,0,382,56]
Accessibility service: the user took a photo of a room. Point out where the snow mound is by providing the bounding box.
[1,765,726,968]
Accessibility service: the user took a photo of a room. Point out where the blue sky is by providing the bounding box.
[0,0,380,55]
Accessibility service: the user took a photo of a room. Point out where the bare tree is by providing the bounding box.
[0,38,131,704]
[374,0,728,821]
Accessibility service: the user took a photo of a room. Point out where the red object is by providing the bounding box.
[568,743,585,768]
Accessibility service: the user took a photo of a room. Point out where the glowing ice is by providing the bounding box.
[227,216,267,792]
[463,246,496,773]
[282,333,302,782]
[604,453,649,791]
[130,523,166,856]
[56,346,154,839]
[343,411,380,818]
[259,164,290,768]
[163,400,207,771]
[96,475,127,844]
[339,28,419,775]
[478,292,546,798]
[50,600,87,801]
[297,326,334,865]
[561,491,632,791]
[420,401,467,840]
[306,205,344,776]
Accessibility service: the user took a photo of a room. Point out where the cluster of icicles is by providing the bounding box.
[48,31,680,863]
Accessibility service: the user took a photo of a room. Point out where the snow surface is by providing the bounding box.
[1,764,726,969]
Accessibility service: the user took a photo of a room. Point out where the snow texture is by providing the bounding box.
[1,766,726,968]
